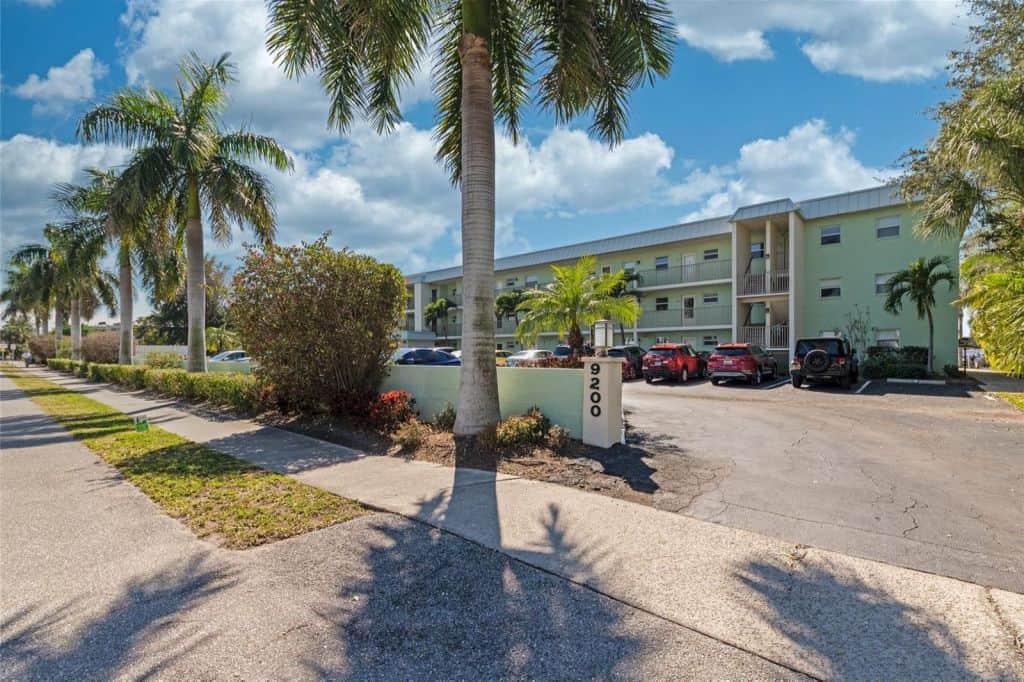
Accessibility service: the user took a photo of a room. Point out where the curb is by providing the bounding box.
[886,378,946,386]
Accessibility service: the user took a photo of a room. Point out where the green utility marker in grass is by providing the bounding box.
[2,368,367,548]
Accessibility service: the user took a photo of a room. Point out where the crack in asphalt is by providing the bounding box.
[900,498,921,538]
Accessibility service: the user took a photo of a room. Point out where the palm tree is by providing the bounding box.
[53,169,180,366]
[266,0,673,439]
[78,52,292,372]
[494,288,527,329]
[516,256,640,354]
[609,270,643,344]
[1,261,52,335]
[884,257,956,374]
[206,325,240,354]
[425,298,455,342]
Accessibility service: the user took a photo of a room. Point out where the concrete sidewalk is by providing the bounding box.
[1,371,805,679]
[21,367,1024,680]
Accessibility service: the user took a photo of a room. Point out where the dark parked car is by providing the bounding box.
[393,347,461,366]
[791,336,859,389]
[607,344,646,374]
[553,344,594,358]
[707,343,778,385]
[642,343,702,383]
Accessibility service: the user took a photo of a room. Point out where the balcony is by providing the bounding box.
[638,304,731,329]
[740,269,789,296]
[739,324,789,349]
[635,259,731,288]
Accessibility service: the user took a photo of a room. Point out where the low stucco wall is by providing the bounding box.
[381,365,584,436]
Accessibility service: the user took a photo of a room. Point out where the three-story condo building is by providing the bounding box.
[401,185,959,367]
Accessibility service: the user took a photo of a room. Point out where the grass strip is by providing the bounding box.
[995,392,1024,412]
[2,367,367,548]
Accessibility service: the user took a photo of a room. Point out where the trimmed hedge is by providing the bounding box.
[45,359,260,413]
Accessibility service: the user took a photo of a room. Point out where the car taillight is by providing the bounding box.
[837,357,846,365]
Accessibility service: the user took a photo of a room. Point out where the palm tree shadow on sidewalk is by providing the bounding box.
[308,467,643,678]
[733,558,1002,679]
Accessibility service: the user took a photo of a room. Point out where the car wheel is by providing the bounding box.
[792,374,803,388]
[645,376,653,384]
[711,378,720,386]
[840,374,852,390]
[681,367,689,382]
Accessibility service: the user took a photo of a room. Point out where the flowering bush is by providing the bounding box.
[366,390,415,432]
[28,335,56,360]
[231,236,405,414]
[82,331,119,364]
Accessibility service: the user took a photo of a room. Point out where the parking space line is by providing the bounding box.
[855,380,872,395]
[763,377,790,390]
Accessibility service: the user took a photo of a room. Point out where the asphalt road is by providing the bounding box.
[622,376,1024,592]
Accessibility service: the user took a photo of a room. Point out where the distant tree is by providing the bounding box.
[425,298,455,342]
[1,319,32,355]
[206,326,241,355]
[144,258,231,344]
[494,289,527,328]
[842,304,872,356]
[516,256,640,354]
[884,257,957,373]
[609,270,643,345]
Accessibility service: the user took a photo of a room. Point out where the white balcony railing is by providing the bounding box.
[638,304,731,329]
[740,269,789,296]
[635,259,732,288]
[739,325,788,348]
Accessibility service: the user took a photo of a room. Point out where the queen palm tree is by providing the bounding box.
[78,52,292,372]
[1,261,52,335]
[516,256,640,353]
[884,257,957,374]
[53,169,181,366]
[494,288,526,332]
[425,298,456,342]
[266,0,673,439]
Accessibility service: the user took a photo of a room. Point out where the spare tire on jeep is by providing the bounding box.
[803,348,830,373]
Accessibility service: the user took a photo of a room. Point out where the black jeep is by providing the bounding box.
[791,336,859,389]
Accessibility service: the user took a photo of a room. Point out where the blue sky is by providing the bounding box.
[2,0,971,319]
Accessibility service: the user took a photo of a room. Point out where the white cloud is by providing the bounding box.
[671,0,969,81]
[0,135,128,260]
[120,0,434,151]
[671,119,896,220]
[15,0,59,6]
[13,49,108,114]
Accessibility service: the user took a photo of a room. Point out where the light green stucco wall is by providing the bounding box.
[381,365,584,436]
[800,206,959,366]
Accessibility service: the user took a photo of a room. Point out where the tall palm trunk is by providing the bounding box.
[40,309,49,336]
[118,246,134,365]
[185,179,207,372]
[54,303,64,355]
[70,297,82,361]
[453,24,500,441]
[926,308,935,374]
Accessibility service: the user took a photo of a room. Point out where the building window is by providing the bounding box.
[505,277,516,288]
[623,261,639,274]
[702,292,719,304]
[655,297,669,311]
[525,276,538,289]
[819,330,839,338]
[683,296,695,319]
[820,278,842,298]
[703,248,719,261]
[875,273,895,295]
[655,256,669,270]
[820,225,841,245]
[601,265,611,274]
[876,329,901,348]
[876,215,901,239]
[702,335,718,346]
[496,343,503,350]
[751,242,765,259]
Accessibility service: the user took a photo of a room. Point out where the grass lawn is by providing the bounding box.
[2,367,366,548]
[995,392,1024,412]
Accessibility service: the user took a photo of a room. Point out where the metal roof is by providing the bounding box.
[406,215,731,282]
[406,184,908,283]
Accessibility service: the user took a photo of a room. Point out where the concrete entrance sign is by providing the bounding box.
[582,357,623,448]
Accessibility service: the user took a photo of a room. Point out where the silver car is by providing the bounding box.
[506,349,553,367]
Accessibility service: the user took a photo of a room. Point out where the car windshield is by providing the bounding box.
[606,349,625,357]
[553,346,571,357]
[797,339,842,356]
[714,347,749,356]
[647,349,676,357]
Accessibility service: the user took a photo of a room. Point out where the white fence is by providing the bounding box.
[381,365,585,436]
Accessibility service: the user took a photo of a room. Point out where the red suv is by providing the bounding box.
[642,343,702,383]
[708,343,778,385]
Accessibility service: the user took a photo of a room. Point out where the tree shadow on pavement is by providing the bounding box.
[1,555,235,680]
[311,468,644,679]
[734,558,992,680]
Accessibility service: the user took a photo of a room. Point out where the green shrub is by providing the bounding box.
[494,407,551,448]
[231,236,405,415]
[145,351,184,369]
[888,363,929,379]
[433,403,457,431]
[899,346,929,366]
[546,425,571,452]
[943,363,962,378]
[392,420,427,450]
[47,358,74,372]
[82,331,119,364]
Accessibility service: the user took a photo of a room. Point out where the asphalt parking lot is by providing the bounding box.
[622,375,1024,592]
